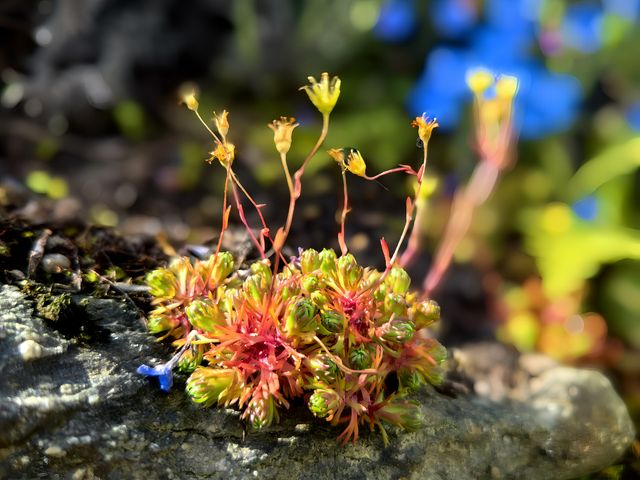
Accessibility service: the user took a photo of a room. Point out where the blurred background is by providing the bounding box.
[1,0,639,469]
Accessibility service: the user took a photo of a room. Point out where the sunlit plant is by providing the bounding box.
[138,70,517,444]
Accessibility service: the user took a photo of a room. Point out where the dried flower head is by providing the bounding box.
[214,110,230,138]
[209,142,235,166]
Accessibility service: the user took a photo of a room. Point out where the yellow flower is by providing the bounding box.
[268,117,299,155]
[465,68,494,96]
[300,72,341,115]
[495,75,519,101]
[209,142,235,166]
[214,110,230,138]
[411,115,439,144]
[181,90,199,112]
[345,149,366,177]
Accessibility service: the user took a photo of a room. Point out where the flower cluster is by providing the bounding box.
[399,0,584,138]
[143,248,445,444]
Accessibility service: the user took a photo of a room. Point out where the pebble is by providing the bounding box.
[18,339,43,361]
[44,445,66,457]
[59,383,74,395]
[41,253,71,273]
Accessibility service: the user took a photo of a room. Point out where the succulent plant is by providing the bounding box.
[138,69,517,444]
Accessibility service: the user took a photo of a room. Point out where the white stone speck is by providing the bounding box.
[18,339,42,360]
[44,445,66,457]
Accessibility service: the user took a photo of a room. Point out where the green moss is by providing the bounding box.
[21,282,72,322]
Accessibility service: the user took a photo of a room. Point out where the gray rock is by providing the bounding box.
[0,285,634,480]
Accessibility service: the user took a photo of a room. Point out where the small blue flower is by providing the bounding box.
[431,0,478,38]
[408,46,582,138]
[571,195,599,221]
[625,102,640,132]
[373,0,418,42]
[561,3,604,53]
[137,363,174,392]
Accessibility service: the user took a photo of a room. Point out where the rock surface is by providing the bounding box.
[0,284,634,480]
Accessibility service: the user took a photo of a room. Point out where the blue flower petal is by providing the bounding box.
[431,0,477,38]
[137,364,158,376]
[561,4,604,53]
[625,102,640,132]
[374,0,418,42]
[157,370,174,392]
[137,363,174,392]
[572,196,599,221]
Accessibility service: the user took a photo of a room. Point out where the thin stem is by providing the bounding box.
[231,181,266,259]
[422,161,499,296]
[194,109,222,144]
[292,113,330,199]
[280,151,296,241]
[338,169,350,255]
[398,196,426,267]
[389,143,429,266]
[364,166,412,181]
[215,163,232,256]
[230,170,271,251]
[297,113,330,181]
[277,112,330,249]
[312,336,378,375]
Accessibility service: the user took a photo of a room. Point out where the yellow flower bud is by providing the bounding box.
[495,75,519,100]
[466,68,494,96]
[182,90,199,111]
[268,117,299,155]
[411,115,439,145]
[346,149,366,177]
[300,72,341,115]
[214,110,230,138]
